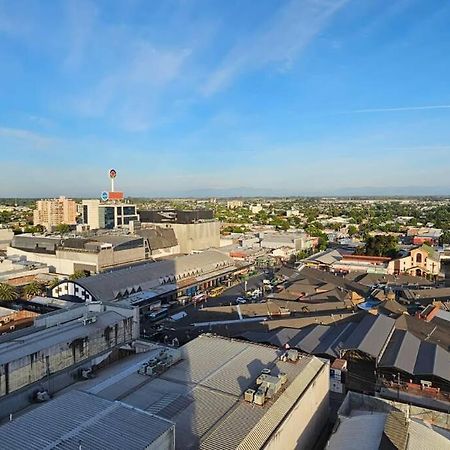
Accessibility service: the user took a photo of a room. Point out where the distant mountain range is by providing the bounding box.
[143,185,450,198]
[3,185,450,199]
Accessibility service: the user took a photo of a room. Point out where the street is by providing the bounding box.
[141,271,270,345]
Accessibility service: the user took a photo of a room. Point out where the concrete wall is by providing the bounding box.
[0,229,14,250]
[6,247,84,275]
[156,222,220,253]
[97,246,146,270]
[7,245,146,276]
[264,361,330,450]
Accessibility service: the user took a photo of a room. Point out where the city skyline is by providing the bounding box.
[1,0,450,196]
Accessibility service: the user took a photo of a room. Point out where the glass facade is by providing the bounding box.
[123,206,136,216]
[83,205,88,224]
[104,207,115,229]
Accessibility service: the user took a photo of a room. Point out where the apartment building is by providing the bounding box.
[33,197,77,230]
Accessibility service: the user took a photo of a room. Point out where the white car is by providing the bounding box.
[236,297,247,304]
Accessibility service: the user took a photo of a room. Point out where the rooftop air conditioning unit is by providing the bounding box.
[253,387,266,406]
[244,389,255,402]
[35,390,50,402]
[81,368,94,379]
[278,372,288,385]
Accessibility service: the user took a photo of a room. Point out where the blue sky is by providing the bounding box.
[1,0,450,197]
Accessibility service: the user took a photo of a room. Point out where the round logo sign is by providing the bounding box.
[101,191,109,201]
[109,169,117,179]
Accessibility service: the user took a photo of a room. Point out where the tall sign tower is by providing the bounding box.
[101,168,124,201]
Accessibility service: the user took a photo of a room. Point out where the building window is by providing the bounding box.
[416,253,422,264]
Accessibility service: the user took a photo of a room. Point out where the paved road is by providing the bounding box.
[199,272,267,308]
[141,272,270,345]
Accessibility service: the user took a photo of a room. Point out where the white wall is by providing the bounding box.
[264,361,330,450]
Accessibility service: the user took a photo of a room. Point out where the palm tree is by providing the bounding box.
[69,270,87,281]
[47,277,60,290]
[23,281,45,299]
[0,283,18,302]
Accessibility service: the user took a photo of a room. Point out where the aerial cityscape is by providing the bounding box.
[1,1,450,450]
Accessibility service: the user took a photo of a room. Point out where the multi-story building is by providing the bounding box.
[0,302,139,418]
[7,234,147,275]
[139,209,220,253]
[33,196,77,230]
[81,199,139,230]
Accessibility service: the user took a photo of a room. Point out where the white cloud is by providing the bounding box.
[203,0,349,95]
[63,0,99,70]
[342,105,450,114]
[0,127,58,148]
[70,36,192,130]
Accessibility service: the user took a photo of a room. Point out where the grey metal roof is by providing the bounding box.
[74,250,236,301]
[413,341,450,382]
[0,390,174,450]
[379,330,420,375]
[342,314,395,359]
[379,330,450,383]
[271,322,357,359]
[88,335,327,450]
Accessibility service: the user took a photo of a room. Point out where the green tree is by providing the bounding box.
[317,235,328,251]
[348,225,358,237]
[358,235,398,258]
[23,281,45,299]
[47,277,61,290]
[0,283,18,302]
[69,270,87,281]
[55,223,71,234]
[440,231,450,246]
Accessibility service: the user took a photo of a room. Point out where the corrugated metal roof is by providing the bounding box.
[379,330,420,375]
[0,390,174,450]
[342,314,395,358]
[74,250,236,301]
[86,335,326,450]
[379,330,450,383]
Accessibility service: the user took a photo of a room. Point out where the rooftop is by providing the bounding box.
[79,334,327,450]
[328,391,450,450]
[0,390,174,450]
[71,250,236,301]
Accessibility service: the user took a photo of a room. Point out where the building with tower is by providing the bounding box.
[81,169,139,230]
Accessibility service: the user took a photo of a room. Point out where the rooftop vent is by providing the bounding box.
[279,349,300,362]
[82,315,97,326]
[138,348,181,377]
[245,369,288,406]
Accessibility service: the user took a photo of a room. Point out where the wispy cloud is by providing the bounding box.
[63,0,98,70]
[72,41,192,130]
[342,105,450,114]
[203,0,349,95]
[0,127,58,148]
